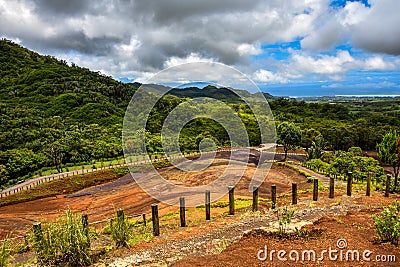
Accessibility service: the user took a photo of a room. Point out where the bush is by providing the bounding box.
[31,210,92,266]
[0,237,12,267]
[276,206,294,237]
[108,210,134,248]
[372,201,400,245]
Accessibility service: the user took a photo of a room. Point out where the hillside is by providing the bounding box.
[1,39,399,190]
[0,39,139,186]
[134,83,274,103]
[0,39,267,188]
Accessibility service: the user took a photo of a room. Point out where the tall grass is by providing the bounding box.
[0,237,12,267]
[31,210,92,266]
[109,210,134,248]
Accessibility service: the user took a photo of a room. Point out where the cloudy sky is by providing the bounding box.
[1,0,400,96]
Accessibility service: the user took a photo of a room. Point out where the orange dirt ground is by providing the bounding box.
[0,162,307,239]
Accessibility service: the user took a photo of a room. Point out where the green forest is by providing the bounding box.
[1,39,399,188]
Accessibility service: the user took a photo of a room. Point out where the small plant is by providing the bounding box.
[108,210,134,248]
[31,210,92,266]
[276,206,295,237]
[295,227,308,237]
[372,201,400,245]
[214,239,231,254]
[0,236,12,267]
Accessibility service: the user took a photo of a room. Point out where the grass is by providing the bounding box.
[0,237,12,267]
[0,168,127,207]
[30,210,93,266]
[34,156,129,177]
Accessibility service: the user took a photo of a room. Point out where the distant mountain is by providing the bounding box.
[130,83,275,103]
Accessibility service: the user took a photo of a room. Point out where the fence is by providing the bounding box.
[0,172,393,246]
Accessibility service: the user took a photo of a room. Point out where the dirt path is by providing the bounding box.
[289,163,331,186]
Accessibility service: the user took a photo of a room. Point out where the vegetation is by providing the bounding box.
[275,206,295,237]
[108,210,134,248]
[306,136,325,160]
[304,147,385,186]
[372,201,400,245]
[276,122,302,160]
[376,131,400,190]
[31,210,93,266]
[0,237,12,267]
[1,38,400,190]
[0,169,125,207]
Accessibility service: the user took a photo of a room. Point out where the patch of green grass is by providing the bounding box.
[0,169,124,207]
[30,210,93,266]
[0,236,12,267]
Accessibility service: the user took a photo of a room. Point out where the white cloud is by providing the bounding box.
[364,56,397,70]
[291,50,355,75]
[237,43,262,56]
[253,50,400,83]
[253,69,288,83]
[164,53,215,68]
[302,0,400,55]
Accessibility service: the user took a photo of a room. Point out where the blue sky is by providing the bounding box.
[1,0,399,96]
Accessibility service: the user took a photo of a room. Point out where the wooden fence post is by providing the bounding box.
[313,178,318,201]
[271,184,277,209]
[179,197,186,227]
[366,172,372,197]
[347,172,353,196]
[82,214,89,230]
[329,177,335,199]
[33,222,43,242]
[252,186,259,211]
[385,174,391,197]
[228,186,234,215]
[292,182,297,205]
[151,204,160,236]
[117,209,124,221]
[82,214,90,246]
[205,190,211,220]
[142,214,146,226]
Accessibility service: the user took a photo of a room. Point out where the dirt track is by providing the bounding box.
[0,158,309,239]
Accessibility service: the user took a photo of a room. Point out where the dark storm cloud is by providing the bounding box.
[0,0,399,79]
[133,0,263,23]
[32,0,90,16]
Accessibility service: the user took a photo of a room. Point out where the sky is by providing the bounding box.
[1,0,400,97]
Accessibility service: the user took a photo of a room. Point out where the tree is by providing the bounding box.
[301,128,321,151]
[277,122,301,160]
[307,136,325,161]
[377,131,400,191]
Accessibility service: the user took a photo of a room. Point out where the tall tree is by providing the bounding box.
[377,131,400,190]
[277,122,302,160]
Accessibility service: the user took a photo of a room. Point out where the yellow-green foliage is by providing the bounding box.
[0,237,12,267]
[30,210,92,266]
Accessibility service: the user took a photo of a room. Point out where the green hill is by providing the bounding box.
[131,84,274,103]
[0,39,267,187]
[0,39,139,186]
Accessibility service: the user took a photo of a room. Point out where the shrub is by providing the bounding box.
[372,201,400,245]
[0,237,12,267]
[31,210,92,266]
[276,206,295,237]
[108,210,134,248]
